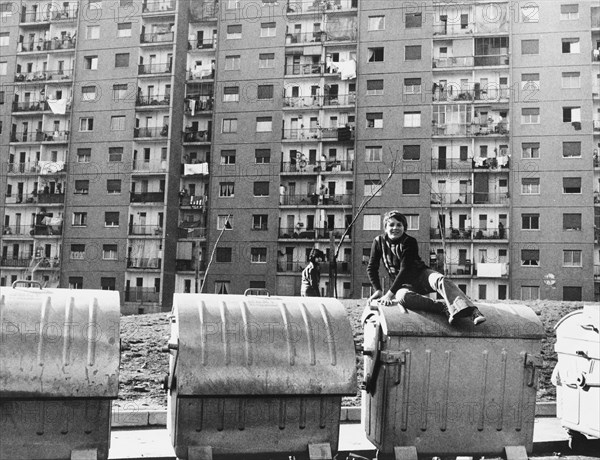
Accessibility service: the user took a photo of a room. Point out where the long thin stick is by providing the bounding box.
[199,214,231,293]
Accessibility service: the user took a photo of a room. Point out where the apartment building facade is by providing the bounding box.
[1,0,598,311]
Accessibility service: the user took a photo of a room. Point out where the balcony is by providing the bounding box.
[132,159,167,173]
[476,262,509,278]
[15,70,73,83]
[188,38,216,50]
[432,122,509,137]
[10,131,69,143]
[286,31,325,45]
[5,192,65,205]
[182,130,211,143]
[276,260,351,274]
[284,96,322,109]
[138,63,172,75]
[278,226,351,240]
[433,56,474,68]
[184,96,214,114]
[281,126,354,141]
[180,195,207,208]
[127,257,162,269]
[281,159,353,173]
[142,1,176,14]
[136,94,171,107]
[430,192,510,206]
[124,287,160,303]
[187,69,215,81]
[0,258,33,268]
[18,37,76,53]
[20,7,78,23]
[430,228,472,241]
[130,192,165,203]
[12,100,48,113]
[178,223,206,239]
[286,0,357,14]
[176,259,204,272]
[431,263,473,277]
[280,193,352,206]
[594,265,600,280]
[133,126,169,138]
[433,23,475,36]
[473,227,509,240]
[285,63,324,76]
[140,32,174,44]
[323,93,355,106]
[474,54,509,67]
[129,225,164,236]
[2,225,30,236]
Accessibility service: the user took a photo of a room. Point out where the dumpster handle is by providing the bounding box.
[244,288,270,296]
[12,280,42,289]
[580,324,599,333]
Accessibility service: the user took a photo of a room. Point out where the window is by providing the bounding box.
[562,141,581,158]
[562,38,580,54]
[563,213,582,231]
[521,5,539,22]
[224,55,240,70]
[521,108,540,124]
[107,179,122,194]
[404,111,421,127]
[257,85,274,100]
[562,107,581,123]
[70,244,86,260]
[522,142,540,159]
[366,79,384,95]
[402,179,420,195]
[227,24,242,39]
[368,15,385,30]
[256,116,272,132]
[217,215,233,230]
[521,249,539,266]
[215,280,230,294]
[260,22,276,37]
[101,277,116,290]
[109,147,123,162]
[403,145,420,160]
[73,212,88,227]
[82,85,97,102]
[115,53,130,67]
[561,72,580,88]
[89,0,102,9]
[255,148,271,163]
[521,286,539,300]
[366,112,383,128]
[113,84,128,101]
[105,212,119,226]
[226,0,239,9]
[77,148,91,162]
[522,214,539,230]
[563,250,582,267]
[364,179,382,196]
[102,244,118,260]
[110,115,126,131]
[404,78,421,94]
[405,12,422,28]
[74,180,89,194]
[86,25,100,39]
[253,182,269,196]
[220,149,236,165]
[560,4,579,20]
[117,22,132,37]
[365,146,382,162]
[79,118,94,132]
[0,61,6,75]
[259,53,275,68]
[405,214,419,230]
[563,177,581,194]
[521,73,539,91]
[223,86,239,102]
[222,118,237,133]
[521,39,539,55]
[252,214,268,230]
[250,247,267,263]
[219,182,234,197]
[563,286,582,301]
[84,56,98,70]
[0,32,8,47]
[363,214,380,231]
[521,177,540,194]
[120,0,133,5]
[368,47,384,62]
[216,247,232,262]
[405,45,421,60]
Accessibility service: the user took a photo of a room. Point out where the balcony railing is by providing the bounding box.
[323,94,355,106]
[472,227,508,240]
[476,262,509,278]
[286,32,325,45]
[432,122,509,137]
[430,192,510,205]
[594,265,600,279]
[184,96,214,114]
[281,126,354,141]
[430,228,472,240]
[431,157,509,171]
[10,131,69,143]
[130,191,165,203]
[285,63,323,76]
[178,224,207,239]
[12,101,49,112]
[281,159,353,173]
[324,29,357,42]
[1,258,34,268]
[140,32,174,43]
[474,54,509,67]
[433,56,474,68]
[21,7,78,23]
[129,225,164,236]
[188,38,216,50]
[278,226,351,239]
[127,257,162,269]
[182,130,211,143]
[15,70,73,82]
[431,227,508,240]
[180,196,207,207]
[132,159,167,172]
[18,38,76,52]
[276,260,352,274]
[138,63,172,75]
[136,94,171,106]
[286,0,357,14]
[2,225,29,236]
[284,96,321,108]
[280,193,352,206]
[433,89,511,103]
[124,287,160,303]
[176,259,204,271]
[187,69,215,80]
[432,23,476,36]
[142,1,176,13]
[133,126,169,138]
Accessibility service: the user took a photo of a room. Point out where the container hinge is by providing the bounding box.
[381,351,407,364]
[523,353,543,387]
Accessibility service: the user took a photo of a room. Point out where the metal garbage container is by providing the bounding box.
[362,301,544,458]
[552,305,599,450]
[164,293,357,460]
[0,282,120,460]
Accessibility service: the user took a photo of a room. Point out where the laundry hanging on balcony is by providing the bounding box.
[183,162,208,175]
[46,97,68,114]
[338,59,356,80]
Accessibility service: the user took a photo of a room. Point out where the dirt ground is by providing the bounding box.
[115,299,591,410]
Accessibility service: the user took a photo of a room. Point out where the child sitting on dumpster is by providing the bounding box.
[367,210,486,326]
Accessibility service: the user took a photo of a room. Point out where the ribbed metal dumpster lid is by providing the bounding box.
[172,294,357,396]
[379,302,544,339]
[0,287,120,398]
[554,306,600,360]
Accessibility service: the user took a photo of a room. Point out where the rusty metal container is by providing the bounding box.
[165,293,357,460]
[0,282,120,460]
[553,305,600,450]
[362,302,544,458]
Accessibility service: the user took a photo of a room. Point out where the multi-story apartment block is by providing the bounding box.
[1,0,599,312]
